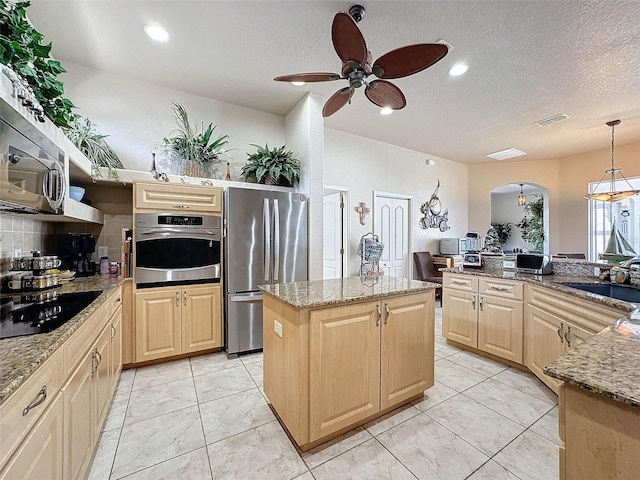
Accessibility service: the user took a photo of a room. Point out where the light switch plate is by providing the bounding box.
[274,320,283,338]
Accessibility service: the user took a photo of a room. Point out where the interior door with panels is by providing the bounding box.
[374,195,409,278]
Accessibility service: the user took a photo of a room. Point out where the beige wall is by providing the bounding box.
[468,140,640,256]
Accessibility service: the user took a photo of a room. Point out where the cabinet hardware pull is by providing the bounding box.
[91,349,97,377]
[557,323,564,342]
[172,205,189,209]
[183,291,187,306]
[384,304,390,324]
[95,349,102,367]
[490,286,509,292]
[479,297,484,311]
[472,295,476,310]
[452,280,466,285]
[176,292,180,306]
[111,324,116,341]
[565,326,572,347]
[376,304,381,326]
[23,386,47,416]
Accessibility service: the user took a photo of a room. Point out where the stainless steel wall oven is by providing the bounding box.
[135,213,221,288]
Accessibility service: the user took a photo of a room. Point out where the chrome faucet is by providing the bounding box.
[619,256,640,268]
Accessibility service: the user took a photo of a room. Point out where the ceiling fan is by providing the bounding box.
[274,4,448,117]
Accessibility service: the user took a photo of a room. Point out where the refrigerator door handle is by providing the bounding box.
[273,198,280,281]
[229,293,264,302]
[263,198,270,282]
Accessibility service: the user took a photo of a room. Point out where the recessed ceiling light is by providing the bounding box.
[486,148,527,161]
[144,24,170,42]
[380,107,393,115]
[291,81,305,86]
[448,63,469,76]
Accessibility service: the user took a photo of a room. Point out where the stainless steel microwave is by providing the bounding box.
[439,237,469,255]
[0,99,65,214]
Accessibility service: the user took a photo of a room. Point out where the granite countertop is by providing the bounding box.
[0,275,127,406]
[259,276,439,309]
[444,266,640,407]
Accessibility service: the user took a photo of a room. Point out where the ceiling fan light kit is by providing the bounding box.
[584,120,640,202]
[274,4,448,117]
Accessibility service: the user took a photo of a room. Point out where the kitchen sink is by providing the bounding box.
[560,282,640,304]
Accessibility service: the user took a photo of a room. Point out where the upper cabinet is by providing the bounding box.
[134,181,222,214]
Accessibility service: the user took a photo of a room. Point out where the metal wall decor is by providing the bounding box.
[419,180,450,231]
[355,202,371,225]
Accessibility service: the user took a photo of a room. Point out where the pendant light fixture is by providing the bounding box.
[517,184,526,206]
[584,120,640,202]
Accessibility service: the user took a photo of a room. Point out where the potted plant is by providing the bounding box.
[162,101,230,178]
[240,143,300,186]
[65,117,123,181]
[517,194,544,251]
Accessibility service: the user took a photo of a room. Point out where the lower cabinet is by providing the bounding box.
[524,284,627,394]
[265,290,434,450]
[0,393,64,480]
[135,284,222,362]
[0,287,124,480]
[443,274,524,363]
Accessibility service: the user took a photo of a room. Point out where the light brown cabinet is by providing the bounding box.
[265,290,434,451]
[443,273,524,363]
[524,284,626,394]
[1,287,123,480]
[135,284,222,362]
[0,393,64,480]
[134,181,222,213]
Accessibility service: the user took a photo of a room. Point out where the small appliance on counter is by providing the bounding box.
[57,233,97,277]
[516,253,553,275]
[462,233,483,267]
[439,237,470,255]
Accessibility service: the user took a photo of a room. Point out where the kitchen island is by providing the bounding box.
[259,276,438,451]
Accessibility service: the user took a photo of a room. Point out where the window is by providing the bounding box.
[588,177,640,262]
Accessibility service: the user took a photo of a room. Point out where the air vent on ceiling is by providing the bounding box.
[486,148,527,161]
[535,113,570,127]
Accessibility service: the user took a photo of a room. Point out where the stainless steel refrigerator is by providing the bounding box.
[224,187,308,355]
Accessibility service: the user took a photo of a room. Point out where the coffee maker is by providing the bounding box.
[57,233,97,276]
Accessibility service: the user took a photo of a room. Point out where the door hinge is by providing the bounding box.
[340,199,344,209]
[340,248,344,255]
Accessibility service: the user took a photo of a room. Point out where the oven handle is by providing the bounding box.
[139,228,218,235]
[137,230,219,241]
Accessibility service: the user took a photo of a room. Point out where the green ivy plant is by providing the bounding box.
[491,222,513,245]
[65,117,123,181]
[241,143,300,186]
[0,0,77,127]
[516,194,545,252]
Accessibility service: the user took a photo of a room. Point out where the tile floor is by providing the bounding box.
[89,308,560,479]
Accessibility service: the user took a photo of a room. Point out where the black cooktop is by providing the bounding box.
[0,291,102,339]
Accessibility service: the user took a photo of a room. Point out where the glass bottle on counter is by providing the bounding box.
[225,162,231,181]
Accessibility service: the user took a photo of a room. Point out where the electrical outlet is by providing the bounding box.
[594,267,601,277]
[274,320,283,338]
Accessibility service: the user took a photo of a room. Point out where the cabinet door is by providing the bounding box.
[380,292,434,410]
[110,306,123,392]
[442,289,478,347]
[135,182,222,213]
[135,289,181,362]
[524,305,564,394]
[63,352,95,480]
[478,296,524,363]
[0,393,63,480]
[95,323,112,431]
[309,301,380,442]
[182,285,222,353]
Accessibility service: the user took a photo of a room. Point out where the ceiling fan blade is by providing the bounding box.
[365,80,406,110]
[322,87,354,117]
[372,44,448,79]
[332,12,368,66]
[274,72,342,83]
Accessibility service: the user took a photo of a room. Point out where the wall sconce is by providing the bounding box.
[354,202,370,225]
[517,184,526,206]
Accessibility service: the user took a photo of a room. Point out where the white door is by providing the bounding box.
[323,191,343,279]
[374,195,409,277]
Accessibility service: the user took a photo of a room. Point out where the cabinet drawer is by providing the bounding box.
[0,348,63,467]
[134,182,222,213]
[479,278,523,300]
[63,301,109,377]
[443,273,478,292]
[106,287,123,319]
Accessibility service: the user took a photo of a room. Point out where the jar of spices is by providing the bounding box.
[109,262,120,275]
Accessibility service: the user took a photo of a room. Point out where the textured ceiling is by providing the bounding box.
[26,0,640,164]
